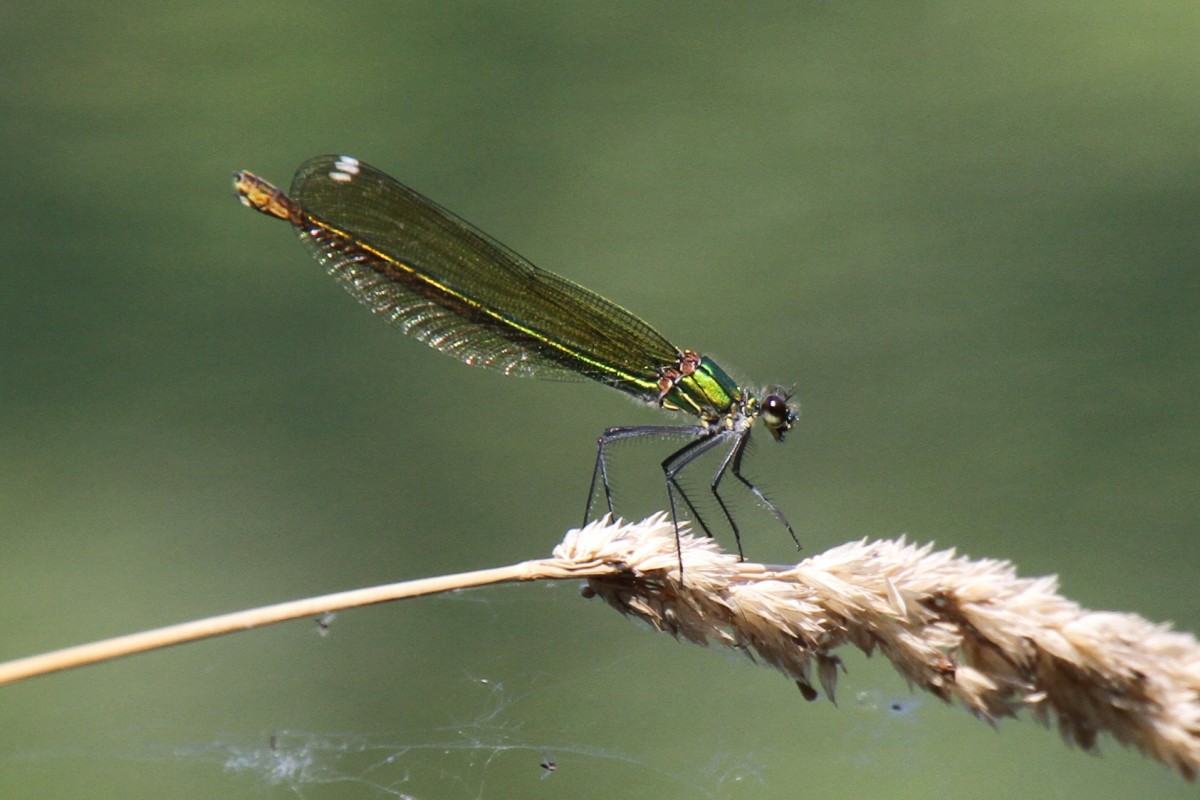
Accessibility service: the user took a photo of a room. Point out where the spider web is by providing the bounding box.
[173,675,768,800]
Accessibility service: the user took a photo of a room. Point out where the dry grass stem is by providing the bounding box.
[2,515,1195,780]
[557,514,1200,780]
[0,560,607,686]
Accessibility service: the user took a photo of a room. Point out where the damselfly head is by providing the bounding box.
[760,390,797,441]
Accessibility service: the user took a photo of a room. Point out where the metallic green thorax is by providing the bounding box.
[661,355,743,421]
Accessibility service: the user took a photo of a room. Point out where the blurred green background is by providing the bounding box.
[2,2,1197,798]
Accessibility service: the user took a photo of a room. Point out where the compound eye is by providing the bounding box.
[761,393,795,438]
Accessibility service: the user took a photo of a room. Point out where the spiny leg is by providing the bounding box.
[660,430,734,572]
[717,427,801,551]
[708,429,753,560]
[660,430,729,537]
[585,424,708,527]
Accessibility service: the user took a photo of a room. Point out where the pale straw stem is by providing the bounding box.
[0,515,1195,780]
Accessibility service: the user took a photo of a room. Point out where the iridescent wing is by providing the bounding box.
[236,155,680,400]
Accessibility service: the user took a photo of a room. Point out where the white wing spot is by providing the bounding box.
[329,156,361,183]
